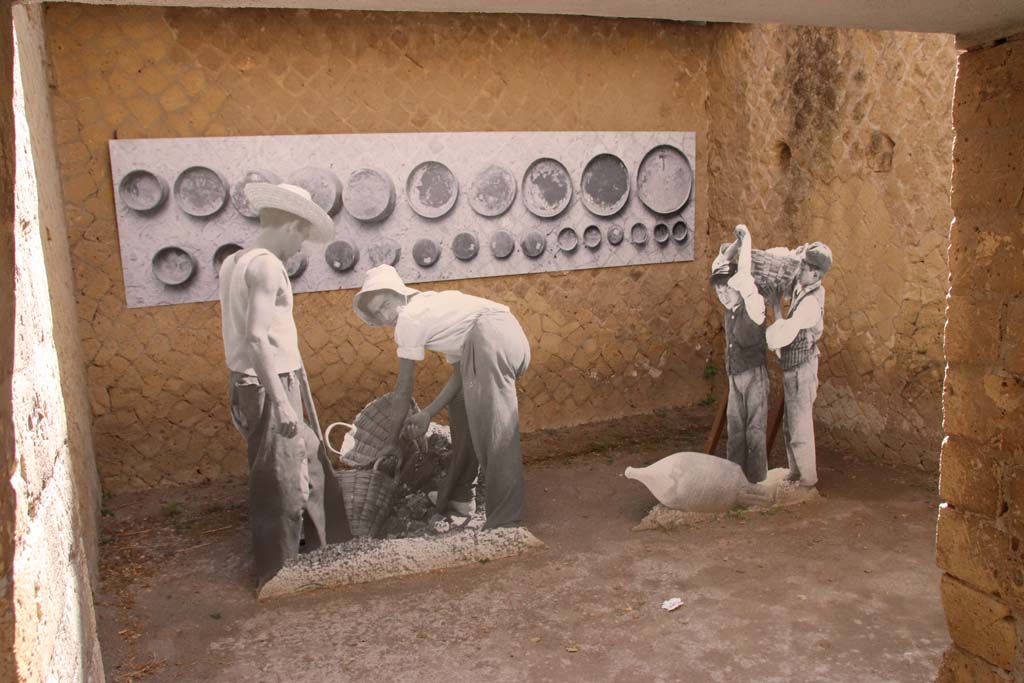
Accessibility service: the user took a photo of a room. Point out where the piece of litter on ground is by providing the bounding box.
[661,597,684,611]
[530,637,541,643]
[565,644,579,653]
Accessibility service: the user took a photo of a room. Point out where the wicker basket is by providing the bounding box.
[326,393,430,537]
[325,393,424,469]
[750,249,802,303]
[334,459,396,538]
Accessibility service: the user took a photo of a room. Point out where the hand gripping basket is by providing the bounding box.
[324,393,425,538]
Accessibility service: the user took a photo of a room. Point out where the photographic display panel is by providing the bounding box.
[109,130,696,308]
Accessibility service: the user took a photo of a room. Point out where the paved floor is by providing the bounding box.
[96,410,948,682]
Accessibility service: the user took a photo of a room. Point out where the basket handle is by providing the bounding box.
[323,421,355,458]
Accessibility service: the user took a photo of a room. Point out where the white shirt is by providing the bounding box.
[726,271,766,325]
[395,291,509,363]
[766,284,823,351]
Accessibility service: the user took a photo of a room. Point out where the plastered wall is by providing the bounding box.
[936,33,1024,681]
[706,25,955,470]
[43,5,955,493]
[9,5,104,681]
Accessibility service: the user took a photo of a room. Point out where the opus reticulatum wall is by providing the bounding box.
[43,5,955,492]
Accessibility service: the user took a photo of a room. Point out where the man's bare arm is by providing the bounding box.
[719,223,750,265]
[244,254,300,437]
[404,365,462,439]
[386,357,417,449]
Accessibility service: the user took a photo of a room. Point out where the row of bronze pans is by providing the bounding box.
[119,145,693,223]
[150,221,689,287]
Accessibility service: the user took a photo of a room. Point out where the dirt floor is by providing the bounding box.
[95,407,949,683]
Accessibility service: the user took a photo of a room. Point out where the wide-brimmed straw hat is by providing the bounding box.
[353,265,419,326]
[244,183,334,243]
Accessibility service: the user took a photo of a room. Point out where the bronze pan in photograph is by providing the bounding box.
[631,222,648,245]
[522,158,573,219]
[607,224,624,246]
[580,153,629,217]
[490,230,516,259]
[583,225,602,249]
[325,240,359,272]
[368,239,401,267]
[119,169,168,213]
[653,223,671,244]
[285,253,308,280]
[452,232,480,261]
[468,165,517,218]
[174,166,228,217]
[231,169,280,218]
[212,243,243,276]
[521,231,547,258]
[557,227,579,253]
[152,246,197,287]
[346,168,396,223]
[407,161,458,219]
[287,167,343,217]
[636,144,693,215]
[412,238,441,268]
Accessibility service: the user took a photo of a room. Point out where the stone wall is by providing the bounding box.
[936,32,1024,682]
[9,5,104,681]
[1,3,18,680]
[44,5,955,493]
[45,5,720,493]
[706,25,955,470]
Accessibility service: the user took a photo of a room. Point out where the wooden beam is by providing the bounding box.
[703,385,728,454]
[766,393,785,454]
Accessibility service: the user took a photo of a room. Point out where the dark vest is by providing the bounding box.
[780,282,825,371]
[724,302,767,375]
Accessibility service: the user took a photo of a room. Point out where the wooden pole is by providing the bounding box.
[706,389,785,457]
[766,394,785,453]
[703,385,729,454]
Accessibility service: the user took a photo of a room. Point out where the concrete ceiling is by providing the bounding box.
[41,0,1024,47]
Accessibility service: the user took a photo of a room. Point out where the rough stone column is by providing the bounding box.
[7,4,104,681]
[937,32,1024,681]
[1,1,18,681]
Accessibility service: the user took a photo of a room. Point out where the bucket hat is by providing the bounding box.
[245,183,334,243]
[710,248,737,281]
[802,242,833,275]
[353,265,419,325]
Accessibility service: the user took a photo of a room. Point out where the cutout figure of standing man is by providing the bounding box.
[766,241,833,488]
[353,265,531,529]
[219,182,350,589]
[711,224,768,483]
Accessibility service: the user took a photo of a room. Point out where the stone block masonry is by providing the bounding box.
[939,32,1024,681]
